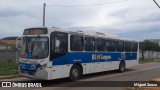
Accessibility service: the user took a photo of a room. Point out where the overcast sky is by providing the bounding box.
[0,0,160,41]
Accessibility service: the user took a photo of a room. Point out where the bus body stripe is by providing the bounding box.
[52,52,137,65]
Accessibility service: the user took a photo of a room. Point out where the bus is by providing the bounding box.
[17,27,139,81]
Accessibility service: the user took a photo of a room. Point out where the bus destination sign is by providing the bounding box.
[23,28,48,35]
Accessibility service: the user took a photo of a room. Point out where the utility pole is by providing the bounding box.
[43,3,46,26]
[157,40,159,59]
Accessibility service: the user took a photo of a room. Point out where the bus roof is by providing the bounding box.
[26,27,138,42]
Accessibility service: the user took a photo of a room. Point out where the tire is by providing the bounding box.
[69,65,81,81]
[118,61,125,73]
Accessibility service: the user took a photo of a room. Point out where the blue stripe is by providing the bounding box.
[52,52,137,65]
[19,62,41,71]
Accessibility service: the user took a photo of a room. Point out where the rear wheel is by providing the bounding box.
[69,65,81,81]
[118,61,125,72]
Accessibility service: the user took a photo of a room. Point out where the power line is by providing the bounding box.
[46,0,128,7]
[153,0,160,8]
[42,0,128,26]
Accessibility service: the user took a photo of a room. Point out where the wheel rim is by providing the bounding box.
[72,68,79,78]
[120,63,124,71]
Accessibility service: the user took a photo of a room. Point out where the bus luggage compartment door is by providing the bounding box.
[94,62,102,72]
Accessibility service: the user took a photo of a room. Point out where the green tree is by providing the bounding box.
[139,40,160,60]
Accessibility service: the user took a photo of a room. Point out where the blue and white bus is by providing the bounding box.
[17,27,139,81]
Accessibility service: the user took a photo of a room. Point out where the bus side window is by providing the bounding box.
[106,39,116,52]
[117,40,124,52]
[105,39,109,51]
[106,39,111,52]
[70,35,84,51]
[85,37,96,51]
[55,38,61,52]
[125,41,132,52]
[96,38,105,51]
[51,32,68,53]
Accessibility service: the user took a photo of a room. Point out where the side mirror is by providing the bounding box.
[16,37,22,50]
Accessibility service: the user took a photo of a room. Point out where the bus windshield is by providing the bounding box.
[21,37,49,59]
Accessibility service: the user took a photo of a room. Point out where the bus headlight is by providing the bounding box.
[36,64,47,72]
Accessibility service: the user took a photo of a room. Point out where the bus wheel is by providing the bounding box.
[118,61,125,73]
[69,65,80,81]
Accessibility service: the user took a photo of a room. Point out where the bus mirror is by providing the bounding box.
[16,37,22,50]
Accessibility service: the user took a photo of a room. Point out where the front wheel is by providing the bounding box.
[69,65,80,81]
[118,61,125,73]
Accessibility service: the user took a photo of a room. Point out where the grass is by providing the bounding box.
[0,60,19,76]
[139,59,155,64]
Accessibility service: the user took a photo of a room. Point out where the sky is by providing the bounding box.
[0,0,160,41]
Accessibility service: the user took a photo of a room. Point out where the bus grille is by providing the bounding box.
[20,69,35,76]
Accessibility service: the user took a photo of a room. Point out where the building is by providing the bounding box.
[0,40,22,50]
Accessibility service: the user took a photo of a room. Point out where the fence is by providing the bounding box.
[0,50,19,61]
[0,50,19,76]
[139,51,160,59]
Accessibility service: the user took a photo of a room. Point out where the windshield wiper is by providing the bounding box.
[24,36,29,53]
[30,36,40,52]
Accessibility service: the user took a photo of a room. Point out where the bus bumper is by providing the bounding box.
[19,68,50,80]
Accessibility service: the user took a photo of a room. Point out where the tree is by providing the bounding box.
[139,40,160,60]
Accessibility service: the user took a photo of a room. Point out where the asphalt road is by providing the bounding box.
[1,62,160,90]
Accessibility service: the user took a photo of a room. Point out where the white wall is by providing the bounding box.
[139,51,160,59]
